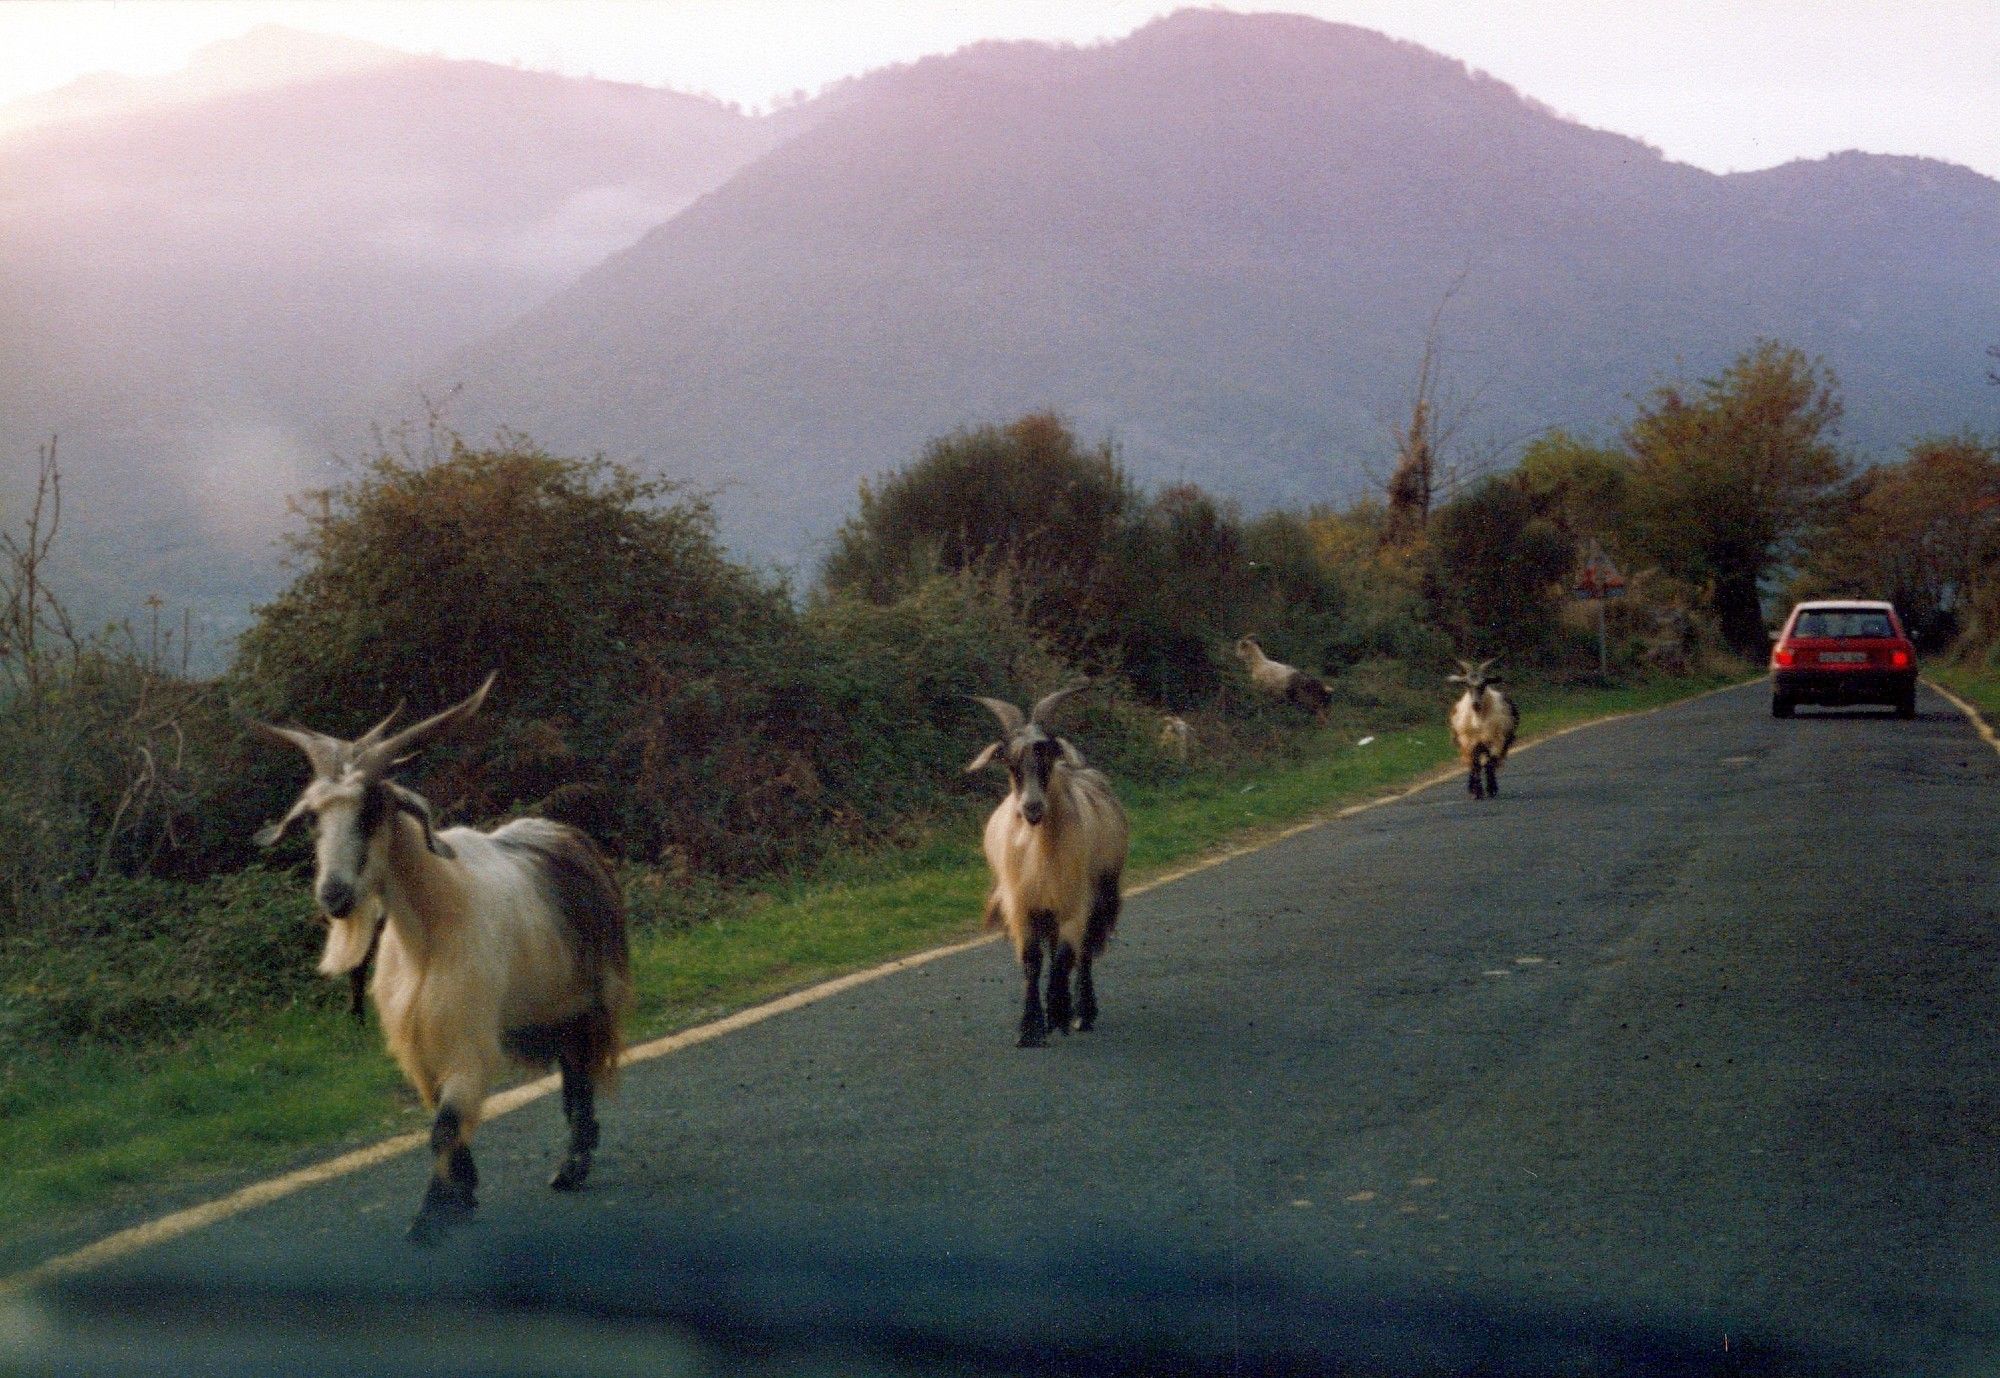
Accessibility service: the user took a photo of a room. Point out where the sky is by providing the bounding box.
[2,0,1999,178]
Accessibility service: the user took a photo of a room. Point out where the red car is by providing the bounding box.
[1769,600,1918,719]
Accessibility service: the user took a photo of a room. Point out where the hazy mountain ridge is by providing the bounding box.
[0,29,782,628]
[6,11,1996,630]
[428,10,1998,566]
[0,25,408,138]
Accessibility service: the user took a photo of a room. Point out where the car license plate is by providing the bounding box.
[1820,651,1866,663]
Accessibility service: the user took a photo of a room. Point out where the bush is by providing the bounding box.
[1422,478,1572,658]
[801,575,1073,824]
[0,648,262,934]
[229,430,830,875]
[824,415,1364,705]
[231,429,790,821]
[0,868,325,1056]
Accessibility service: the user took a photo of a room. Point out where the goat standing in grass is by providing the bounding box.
[1447,658,1519,800]
[253,674,629,1244]
[968,685,1129,1048]
[1235,636,1332,714]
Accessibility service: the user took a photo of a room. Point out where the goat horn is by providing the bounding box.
[248,719,343,778]
[1030,679,1090,726]
[353,700,406,751]
[971,695,1026,736]
[358,671,496,778]
[1476,657,1500,675]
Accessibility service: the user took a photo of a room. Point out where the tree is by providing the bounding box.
[1516,430,1630,550]
[822,413,1137,652]
[1795,435,2000,648]
[1113,484,1260,704]
[1621,342,1848,656]
[1422,477,1571,656]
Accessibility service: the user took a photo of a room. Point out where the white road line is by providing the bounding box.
[0,677,1754,1295]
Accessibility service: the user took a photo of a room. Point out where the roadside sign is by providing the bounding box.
[1574,539,1624,675]
[1574,540,1625,600]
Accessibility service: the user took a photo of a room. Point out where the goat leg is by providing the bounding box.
[408,1105,478,1245]
[550,1022,600,1191]
[1485,758,1500,797]
[1046,941,1076,1035]
[1017,940,1048,1048]
[1075,957,1099,1032]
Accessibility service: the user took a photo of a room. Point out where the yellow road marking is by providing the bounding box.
[1927,677,2000,756]
[0,676,1755,1295]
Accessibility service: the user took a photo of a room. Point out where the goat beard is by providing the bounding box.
[317,901,380,977]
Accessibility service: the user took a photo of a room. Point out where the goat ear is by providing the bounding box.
[385,781,456,859]
[965,742,1003,774]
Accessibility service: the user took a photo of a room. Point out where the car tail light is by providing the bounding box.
[1890,649,1911,669]
[1773,647,1796,668]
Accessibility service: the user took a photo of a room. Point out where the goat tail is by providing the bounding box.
[585,900,632,1094]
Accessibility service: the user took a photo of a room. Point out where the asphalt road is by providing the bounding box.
[14,681,2000,1376]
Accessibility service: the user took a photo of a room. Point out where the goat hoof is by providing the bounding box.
[550,1154,591,1192]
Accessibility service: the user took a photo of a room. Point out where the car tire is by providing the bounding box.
[1895,690,1916,719]
[1771,695,1794,719]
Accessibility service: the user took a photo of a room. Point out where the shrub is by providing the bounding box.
[1422,478,1572,657]
[0,868,325,1056]
[230,429,790,821]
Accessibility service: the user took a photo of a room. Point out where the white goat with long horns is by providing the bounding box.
[1447,658,1519,801]
[967,684,1130,1047]
[253,674,629,1244]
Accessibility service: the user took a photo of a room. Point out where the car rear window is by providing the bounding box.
[1792,610,1894,639]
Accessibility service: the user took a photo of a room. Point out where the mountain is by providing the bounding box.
[0,25,406,138]
[0,27,780,629]
[428,9,2000,569]
[8,11,1997,632]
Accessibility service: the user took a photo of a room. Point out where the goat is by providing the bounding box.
[1235,636,1332,713]
[1447,658,1519,800]
[967,685,1130,1048]
[1158,713,1191,763]
[253,674,630,1244]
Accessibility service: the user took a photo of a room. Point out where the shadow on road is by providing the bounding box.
[6,1209,1854,1377]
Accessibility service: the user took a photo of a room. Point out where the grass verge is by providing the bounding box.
[1928,663,2000,724]
[0,669,1738,1273]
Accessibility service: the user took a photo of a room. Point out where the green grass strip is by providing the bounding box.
[0,670,1734,1271]
[1929,663,2000,722]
